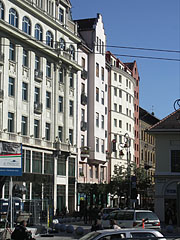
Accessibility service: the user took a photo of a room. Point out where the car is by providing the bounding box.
[79,228,166,240]
[102,209,161,229]
[101,208,120,220]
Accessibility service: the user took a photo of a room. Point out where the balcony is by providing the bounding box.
[80,146,90,160]
[81,121,87,131]
[34,102,43,114]
[34,69,43,82]
[81,69,88,80]
[0,52,4,65]
[81,93,88,106]
[0,89,4,103]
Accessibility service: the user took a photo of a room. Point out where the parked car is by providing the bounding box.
[79,228,165,240]
[102,209,161,229]
[101,208,120,220]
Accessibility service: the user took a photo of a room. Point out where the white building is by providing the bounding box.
[0,0,82,214]
[75,14,109,208]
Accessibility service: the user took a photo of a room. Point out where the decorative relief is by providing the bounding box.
[9,61,16,75]
[46,79,51,88]
[69,88,74,97]
[59,83,64,92]
[22,66,29,79]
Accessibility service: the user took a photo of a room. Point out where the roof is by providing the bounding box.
[148,109,180,132]
[124,62,135,71]
[74,18,97,31]
[139,107,159,126]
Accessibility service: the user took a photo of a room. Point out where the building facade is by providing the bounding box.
[75,14,109,208]
[148,109,180,224]
[106,52,136,207]
[0,0,82,213]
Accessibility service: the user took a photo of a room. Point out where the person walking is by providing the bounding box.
[11,220,32,240]
[110,219,121,229]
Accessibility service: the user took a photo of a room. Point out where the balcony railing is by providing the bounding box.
[0,89,4,102]
[34,70,43,82]
[81,121,87,131]
[34,102,43,114]
[0,52,4,65]
[81,93,88,106]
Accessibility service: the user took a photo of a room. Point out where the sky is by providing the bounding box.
[70,0,180,120]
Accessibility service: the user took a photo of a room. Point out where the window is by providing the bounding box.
[59,68,64,83]
[101,90,104,105]
[58,96,63,112]
[8,77,15,97]
[34,119,40,138]
[0,1,4,20]
[9,42,15,61]
[58,126,63,141]
[69,72,74,88]
[119,105,122,113]
[69,129,73,144]
[82,57,85,68]
[114,118,117,127]
[126,79,128,87]
[46,31,53,47]
[171,150,180,172]
[69,45,75,60]
[23,49,28,67]
[46,91,51,109]
[96,87,99,101]
[46,60,51,78]
[90,166,93,178]
[35,55,40,70]
[26,150,31,173]
[101,139,105,153]
[22,82,28,101]
[34,87,40,103]
[100,167,104,180]
[96,63,99,77]
[35,24,43,41]
[32,151,42,173]
[57,157,66,176]
[105,107,107,114]
[95,166,98,178]
[96,36,99,51]
[114,103,117,111]
[59,38,65,50]
[126,93,128,101]
[81,83,85,93]
[81,135,85,147]
[96,112,99,127]
[45,123,50,140]
[81,109,85,121]
[119,120,122,128]
[119,75,122,83]
[126,123,128,131]
[22,16,31,35]
[96,138,99,152]
[9,8,18,27]
[102,41,104,55]
[69,100,73,116]
[119,89,122,98]
[114,87,117,96]
[101,67,104,81]
[114,73,117,81]
[99,39,101,53]
[44,153,53,174]
[126,108,128,116]
[101,115,104,129]
[59,8,64,23]
[21,116,28,135]
[129,81,131,89]
[8,112,14,132]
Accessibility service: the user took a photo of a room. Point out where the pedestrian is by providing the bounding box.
[91,219,103,231]
[11,220,32,240]
[110,219,121,229]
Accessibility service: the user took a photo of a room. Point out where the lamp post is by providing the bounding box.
[119,133,131,208]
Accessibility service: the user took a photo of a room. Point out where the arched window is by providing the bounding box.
[69,45,75,60]
[46,31,53,47]
[9,8,18,27]
[59,38,65,50]
[35,24,43,41]
[0,1,4,20]
[22,16,31,35]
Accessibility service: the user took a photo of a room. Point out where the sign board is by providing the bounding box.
[0,141,22,176]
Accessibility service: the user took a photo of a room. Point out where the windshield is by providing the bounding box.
[79,231,100,240]
[136,212,159,220]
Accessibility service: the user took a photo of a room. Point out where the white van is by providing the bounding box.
[102,209,161,229]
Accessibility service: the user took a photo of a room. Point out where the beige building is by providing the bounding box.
[148,109,180,223]
[0,0,82,213]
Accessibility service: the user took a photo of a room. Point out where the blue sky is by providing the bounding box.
[70,0,180,120]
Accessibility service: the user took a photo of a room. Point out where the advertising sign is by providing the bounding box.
[0,141,22,176]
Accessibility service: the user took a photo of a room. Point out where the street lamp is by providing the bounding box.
[118,133,131,208]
